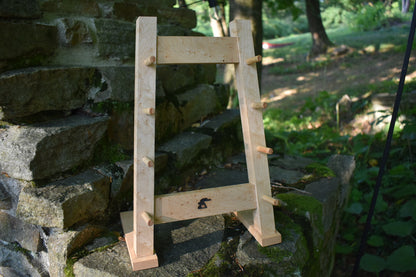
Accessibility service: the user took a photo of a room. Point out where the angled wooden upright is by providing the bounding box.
[120,16,282,272]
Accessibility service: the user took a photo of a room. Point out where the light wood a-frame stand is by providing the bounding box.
[120,16,282,271]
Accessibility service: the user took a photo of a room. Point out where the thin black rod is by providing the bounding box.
[351,2,416,276]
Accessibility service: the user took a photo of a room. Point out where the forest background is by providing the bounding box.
[178,0,416,276]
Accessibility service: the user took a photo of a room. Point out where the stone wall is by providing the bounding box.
[0,1,242,276]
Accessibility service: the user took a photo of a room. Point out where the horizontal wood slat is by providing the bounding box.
[156,36,239,64]
[121,183,256,231]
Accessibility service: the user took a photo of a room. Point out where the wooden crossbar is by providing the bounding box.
[121,183,257,231]
[156,37,239,64]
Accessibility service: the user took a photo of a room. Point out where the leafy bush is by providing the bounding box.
[322,6,352,29]
[263,16,309,39]
[348,2,387,31]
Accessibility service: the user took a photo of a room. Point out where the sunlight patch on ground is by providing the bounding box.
[262,89,297,103]
[404,69,416,82]
[262,56,285,66]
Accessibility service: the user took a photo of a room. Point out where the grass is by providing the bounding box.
[262,23,416,276]
[263,23,411,72]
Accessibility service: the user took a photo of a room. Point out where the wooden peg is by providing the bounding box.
[251,102,267,109]
[142,156,154,167]
[246,55,262,65]
[256,146,273,155]
[262,195,287,207]
[262,195,280,206]
[141,211,154,226]
[144,55,156,66]
[143,107,155,115]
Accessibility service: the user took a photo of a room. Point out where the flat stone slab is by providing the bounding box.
[269,166,306,185]
[73,215,224,276]
[0,0,41,19]
[159,132,212,169]
[0,22,57,73]
[0,115,108,180]
[0,67,99,120]
[16,169,110,228]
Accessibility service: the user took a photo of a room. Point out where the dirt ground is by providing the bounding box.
[260,50,416,111]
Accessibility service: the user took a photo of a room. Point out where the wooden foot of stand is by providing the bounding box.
[235,211,282,247]
[124,232,158,271]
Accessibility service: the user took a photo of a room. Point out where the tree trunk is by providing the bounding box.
[402,0,410,13]
[305,0,333,57]
[209,2,228,37]
[229,0,263,84]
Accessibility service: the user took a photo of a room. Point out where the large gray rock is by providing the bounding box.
[0,0,41,19]
[0,212,42,252]
[0,242,47,277]
[0,174,28,212]
[0,67,100,120]
[177,84,224,128]
[94,18,135,60]
[16,169,110,228]
[158,65,199,94]
[236,225,309,276]
[40,0,100,17]
[159,132,212,169]
[0,115,108,180]
[0,22,57,72]
[157,7,197,29]
[269,166,307,185]
[73,215,224,276]
[0,183,12,210]
[97,66,135,102]
[48,225,106,277]
[93,18,196,61]
[232,154,355,277]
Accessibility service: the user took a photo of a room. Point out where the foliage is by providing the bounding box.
[263,38,416,274]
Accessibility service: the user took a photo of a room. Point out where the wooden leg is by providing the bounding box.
[130,16,159,270]
[230,19,282,246]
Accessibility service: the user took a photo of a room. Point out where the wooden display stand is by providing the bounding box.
[120,16,282,271]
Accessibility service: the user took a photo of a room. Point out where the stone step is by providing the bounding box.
[72,216,224,277]
[0,0,41,19]
[159,132,212,170]
[109,83,228,149]
[0,114,108,181]
[0,67,100,120]
[16,169,111,229]
[40,0,176,18]
[49,17,197,66]
[0,22,58,73]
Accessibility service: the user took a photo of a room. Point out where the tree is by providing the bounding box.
[207,0,228,37]
[305,0,334,57]
[229,0,263,84]
[402,0,410,13]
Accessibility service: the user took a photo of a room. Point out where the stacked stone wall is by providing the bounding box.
[0,1,242,276]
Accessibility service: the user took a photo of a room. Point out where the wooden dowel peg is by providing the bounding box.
[256,146,273,155]
[251,102,267,109]
[143,107,155,115]
[262,195,286,207]
[144,55,156,66]
[246,55,262,65]
[262,195,279,206]
[141,211,154,226]
[142,156,154,167]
